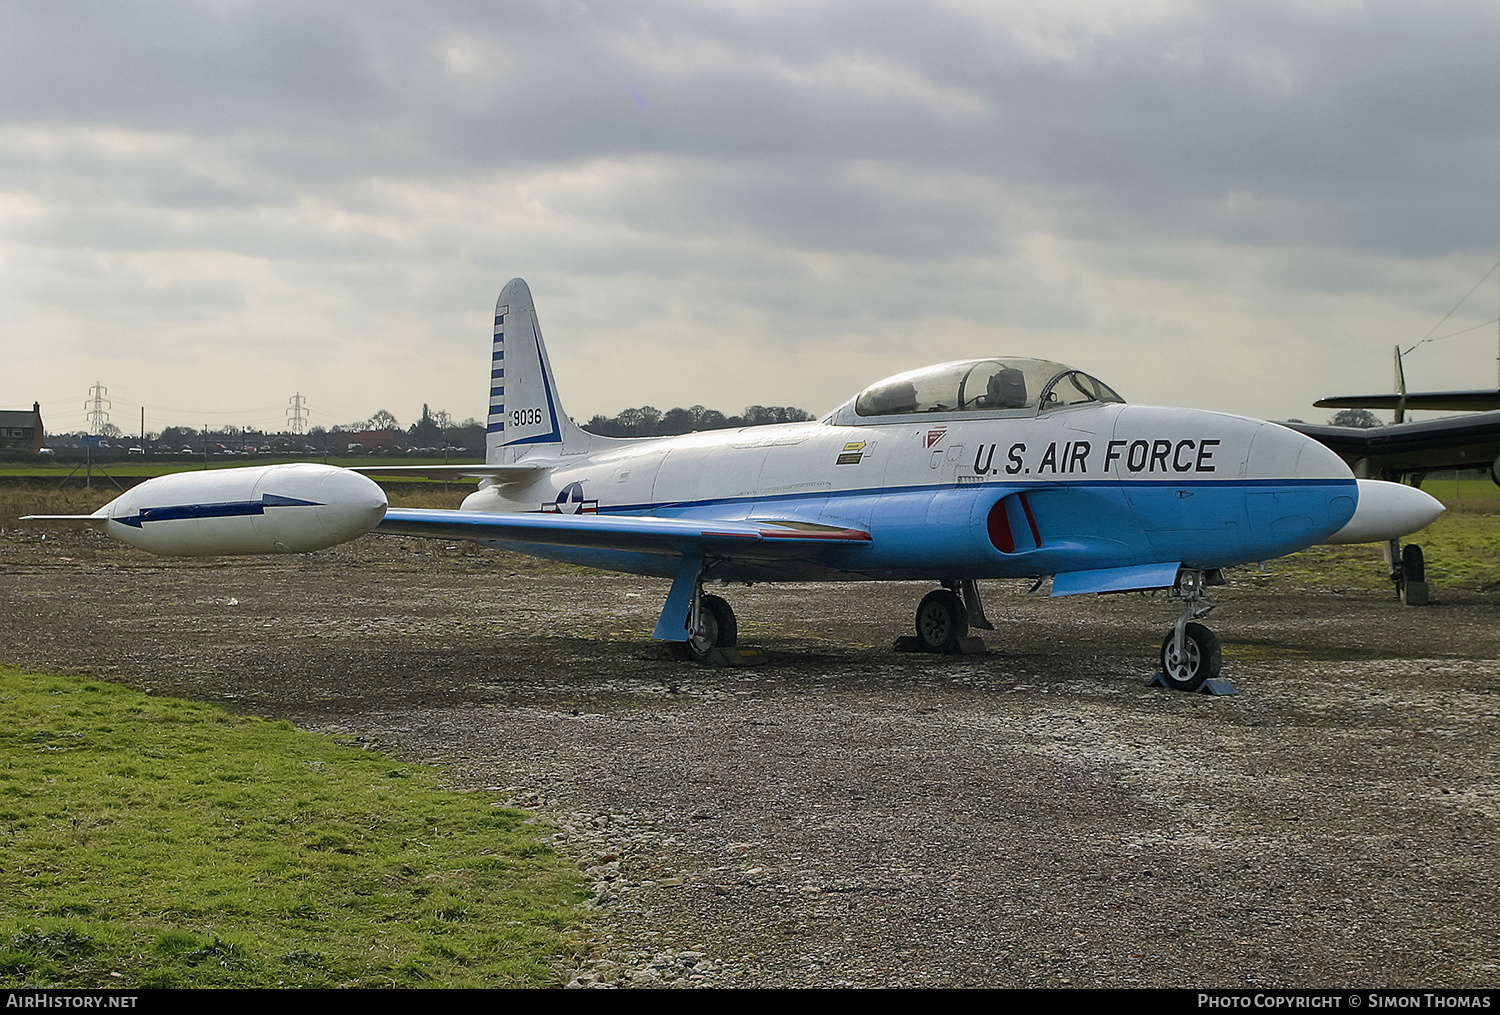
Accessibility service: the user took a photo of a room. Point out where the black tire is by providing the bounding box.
[1401,543,1425,584]
[915,589,968,653]
[702,594,737,648]
[1159,622,1222,692]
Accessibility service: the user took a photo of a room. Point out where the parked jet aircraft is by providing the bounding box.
[27,280,1443,690]
[1287,346,1500,482]
[1283,345,1496,601]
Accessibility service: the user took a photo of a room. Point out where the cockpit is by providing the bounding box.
[835,358,1125,421]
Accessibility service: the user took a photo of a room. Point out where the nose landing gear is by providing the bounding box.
[1156,569,1225,692]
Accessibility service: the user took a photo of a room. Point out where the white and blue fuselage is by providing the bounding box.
[465,400,1357,585]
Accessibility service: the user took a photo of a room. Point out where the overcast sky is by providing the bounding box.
[5,0,1500,437]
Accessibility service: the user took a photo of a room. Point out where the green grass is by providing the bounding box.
[1269,478,1500,591]
[1416,474,1500,513]
[0,667,587,988]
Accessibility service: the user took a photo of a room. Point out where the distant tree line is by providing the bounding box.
[1328,408,1384,428]
[45,401,816,455]
[582,404,814,438]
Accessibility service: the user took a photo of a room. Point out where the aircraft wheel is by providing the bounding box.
[1398,544,1428,606]
[1159,622,1221,692]
[678,607,720,662]
[1401,543,1425,584]
[673,595,736,662]
[702,594,737,648]
[915,589,968,653]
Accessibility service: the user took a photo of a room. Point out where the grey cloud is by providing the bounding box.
[7,1,1496,263]
[6,0,1500,424]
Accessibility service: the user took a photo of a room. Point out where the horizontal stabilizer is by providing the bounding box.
[378,508,870,560]
[1050,561,1181,597]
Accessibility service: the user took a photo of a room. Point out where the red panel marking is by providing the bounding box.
[987,498,1015,553]
[1019,492,1042,548]
[757,527,872,542]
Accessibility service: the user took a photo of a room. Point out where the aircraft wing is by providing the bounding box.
[377,508,872,559]
[1283,414,1500,477]
[350,463,549,482]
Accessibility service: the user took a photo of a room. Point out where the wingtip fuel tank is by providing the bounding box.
[98,463,388,556]
[1322,479,1445,545]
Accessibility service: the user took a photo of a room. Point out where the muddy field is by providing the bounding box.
[2,528,1497,988]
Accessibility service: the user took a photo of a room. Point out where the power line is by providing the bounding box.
[1403,256,1500,356]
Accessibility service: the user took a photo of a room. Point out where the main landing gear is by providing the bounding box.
[1157,568,1224,692]
[1379,471,1429,607]
[914,588,967,652]
[905,579,994,654]
[670,586,739,663]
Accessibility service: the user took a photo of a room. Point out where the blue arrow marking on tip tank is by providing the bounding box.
[115,493,321,528]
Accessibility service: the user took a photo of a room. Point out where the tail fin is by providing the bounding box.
[486,278,592,464]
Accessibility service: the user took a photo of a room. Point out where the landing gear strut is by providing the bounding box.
[1158,569,1223,692]
[656,556,740,662]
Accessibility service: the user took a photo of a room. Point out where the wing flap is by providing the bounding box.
[376,508,870,559]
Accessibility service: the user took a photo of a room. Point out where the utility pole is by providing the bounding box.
[286,392,308,434]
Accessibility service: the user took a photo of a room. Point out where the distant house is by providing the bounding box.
[0,402,44,453]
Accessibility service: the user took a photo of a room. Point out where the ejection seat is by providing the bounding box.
[986,368,1027,409]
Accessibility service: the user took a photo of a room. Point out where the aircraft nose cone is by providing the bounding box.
[1323,479,1445,544]
[1236,421,1360,551]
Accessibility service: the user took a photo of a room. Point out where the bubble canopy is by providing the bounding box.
[849,358,1125,418]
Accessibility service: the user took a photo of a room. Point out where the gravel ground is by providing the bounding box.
[2,529,1498,988]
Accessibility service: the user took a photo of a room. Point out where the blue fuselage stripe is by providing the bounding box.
[590,476,1356,517]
